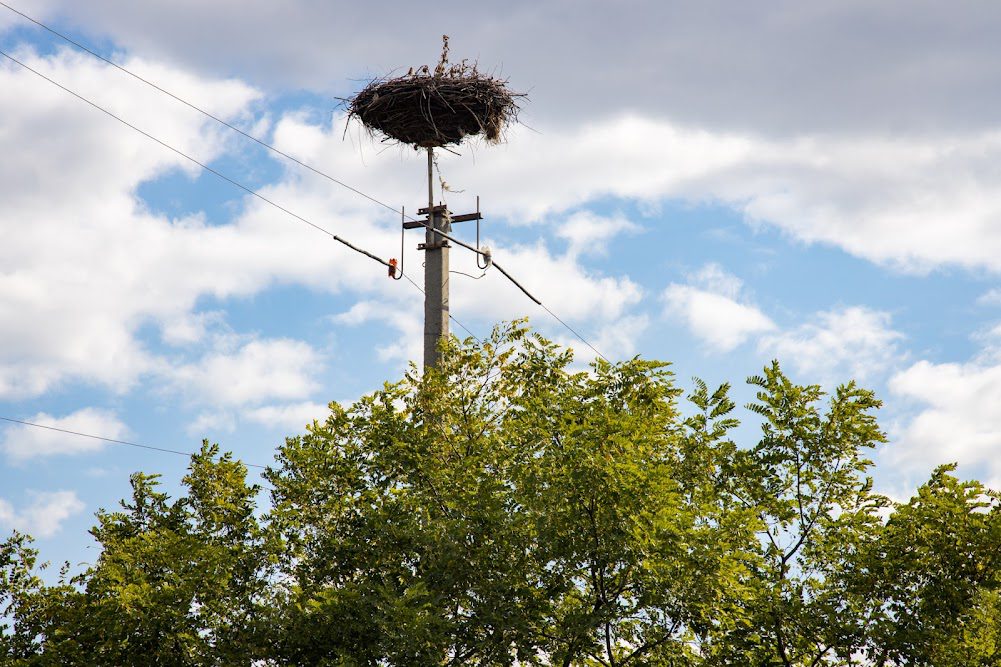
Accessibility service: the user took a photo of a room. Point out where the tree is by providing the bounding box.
[2,445,266,666]
[265,324,760,665]
[3,322,1001,666]
[703,363,890,665]
[859,465,1001,666]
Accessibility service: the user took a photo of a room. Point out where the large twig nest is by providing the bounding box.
[347,37,523,148]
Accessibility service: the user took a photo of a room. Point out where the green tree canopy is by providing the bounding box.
[3,322,1000,666]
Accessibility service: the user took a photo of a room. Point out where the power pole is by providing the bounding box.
[408,147,481,370]
[421,149,450,369]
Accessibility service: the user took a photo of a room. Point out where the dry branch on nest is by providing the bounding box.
[347,36,523,148]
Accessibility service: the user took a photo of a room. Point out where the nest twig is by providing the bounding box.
[347,36,523,148]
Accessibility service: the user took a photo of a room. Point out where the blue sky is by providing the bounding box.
[3,0,1001,568]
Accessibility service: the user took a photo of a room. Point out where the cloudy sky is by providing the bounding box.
[3,1,1001,564]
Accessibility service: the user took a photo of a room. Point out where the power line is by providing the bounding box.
[0,416,267,469]
[0,0,401,220]
[0,1,456,250]
[539,303,607,362]
[0,8,606,361]
[0,48,393,271]
[401,270,481,342]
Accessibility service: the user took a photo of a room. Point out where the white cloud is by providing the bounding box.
[271,113,755,227]
[24,0,1001,140]
[334,300,423,364]
[1,408,127,462]
[508,121,1001,275]
[186,411,237,435]
[978,288,1001,306]
[664,288,774,352]
[0,48,259,399]
[555,211,640,258]
[0,491,85,538]
[160,311,226,346]
[759,307,905,383]
[889,358,1001,480]
[166,338,322,408]
[333,301,387,327]
[589,314,650,361]
[243,401,329,431]
[466,241,643,324]
[662,264,774,352]
[280,113,1001,276]
[688,263,744,300]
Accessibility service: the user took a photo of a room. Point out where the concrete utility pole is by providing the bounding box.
[411,147,481,370]
[421,206,449,369]
[421,149,450,369]
[421,148,448,369]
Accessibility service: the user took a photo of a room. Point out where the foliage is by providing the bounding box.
[859,466,1001,666]
[2,322,1000,666]
[704,364,890,665]
[2,445,266,666]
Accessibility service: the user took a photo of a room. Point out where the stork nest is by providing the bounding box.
[347,60,522,148]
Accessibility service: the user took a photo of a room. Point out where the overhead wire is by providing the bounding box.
[0,0,470,255]
[538,303,607,362]
[0,0,400,220]
[401,271,480,342]
[0,416,267,469]
[0,47,394,271]
[449,270,487,280]
[0,4,606,361]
